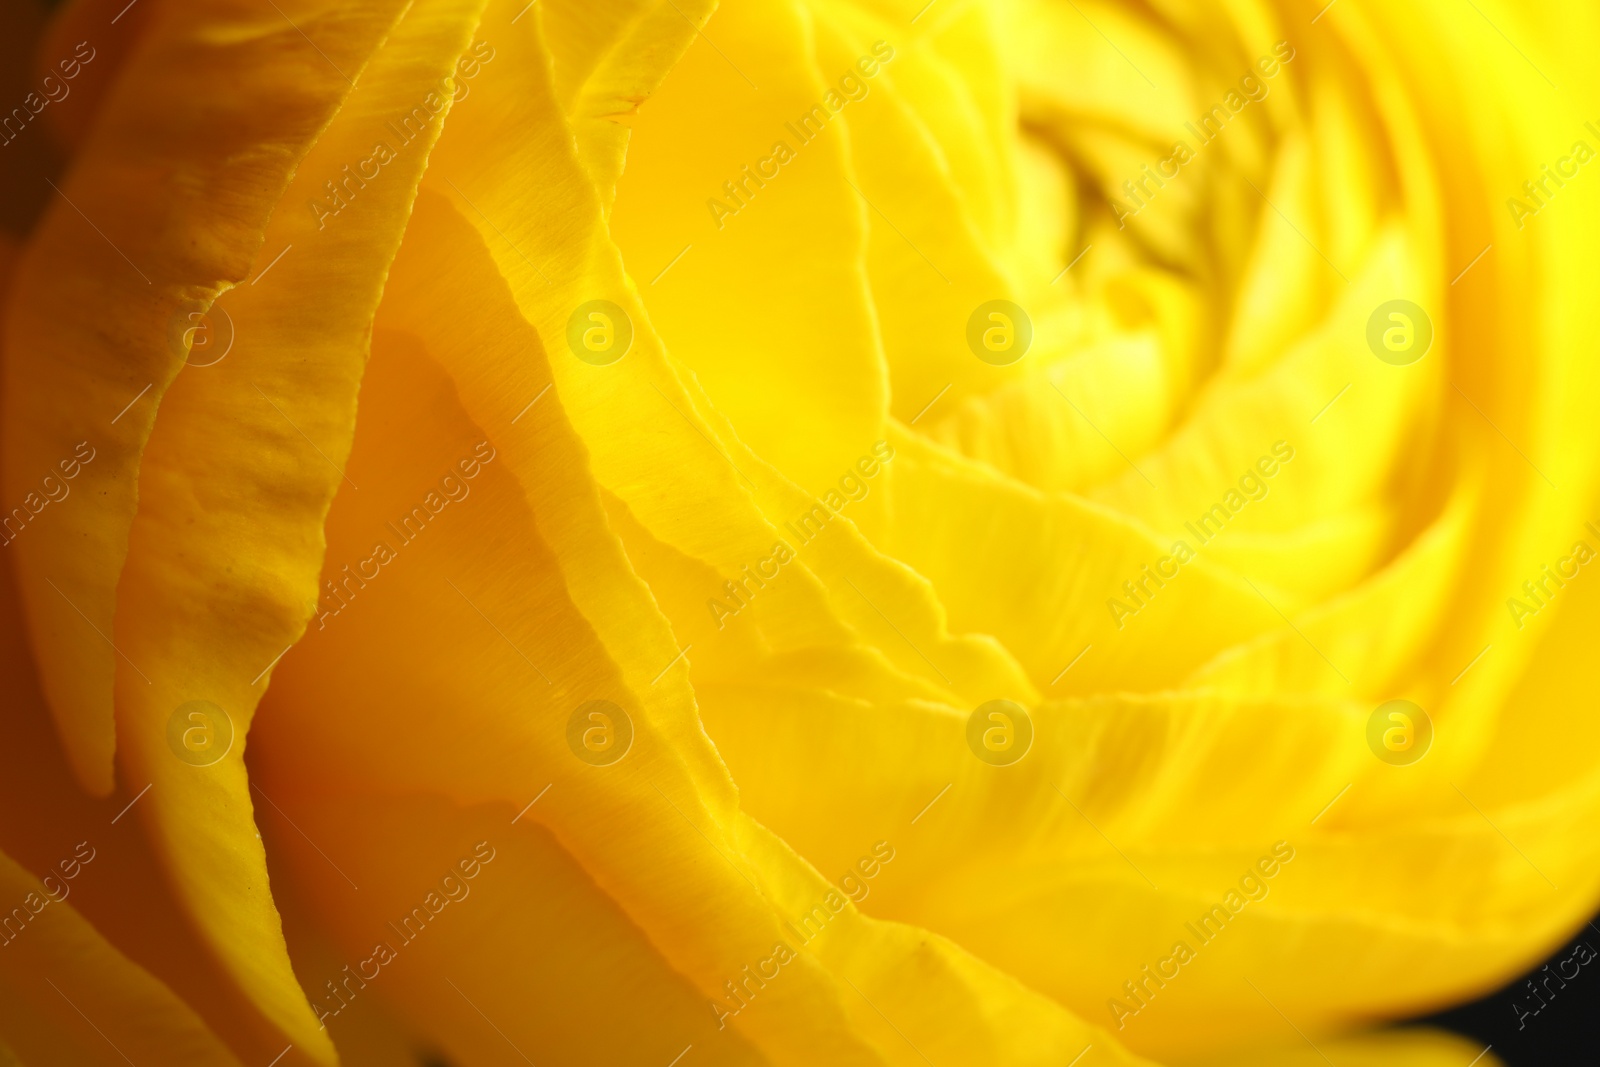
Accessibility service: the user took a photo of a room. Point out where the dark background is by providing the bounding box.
[1424,909,1600,1064]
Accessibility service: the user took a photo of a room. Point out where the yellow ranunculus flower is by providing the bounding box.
[1,0,1596,1061]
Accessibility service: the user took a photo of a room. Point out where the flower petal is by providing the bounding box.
[2,0,413,794]
[97,1,491,1060]
[252,173,1158,1064]
[0,847,244,1067]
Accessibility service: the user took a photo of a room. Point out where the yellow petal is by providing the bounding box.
[1189,1027,1501,1067]
[95,2,491,1061]
[0,847,244,1067]
[251,163,1159,1064]
[2,0,413,794]
[609,0,889,492]
[261,789,772,1065]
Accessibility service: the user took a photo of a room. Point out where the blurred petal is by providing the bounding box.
[0,847,244,1067]
[1190,1027,1501,1067]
